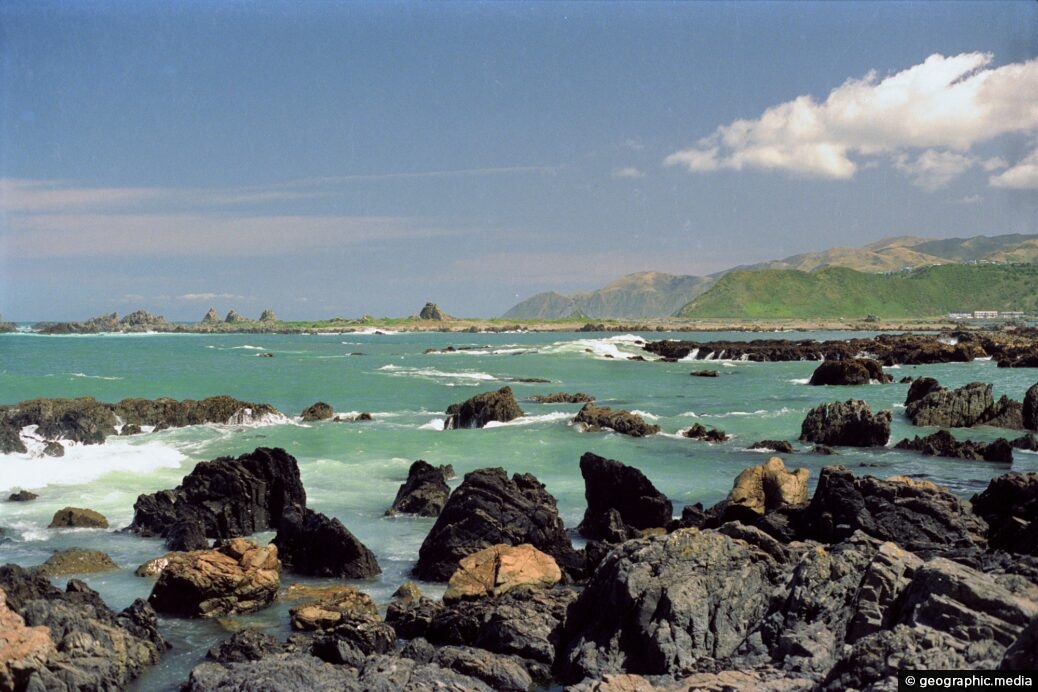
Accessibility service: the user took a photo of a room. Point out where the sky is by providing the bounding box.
[1,1,1037,321]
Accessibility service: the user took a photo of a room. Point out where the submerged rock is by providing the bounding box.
[799,399,891,447]
[573,403,660,437]
[7,490,37,502]
[683,422,728,442]
[895,430,1014,463]
[35,548,118,576]
[527,392,596,404]
[445,387,524,429]
[809,358,891,385]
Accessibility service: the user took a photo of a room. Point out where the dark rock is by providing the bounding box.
[683,422,728,442]
[527,392,596,404]
[114,395,283,429]
[895,429,1015,463]
[573,403,660,437]
[578,452,672,541]
[414,468,583,581]
[309,616,397,665]
[799,399,891,447]
[7,490,37,502]
[808,358,891,386]
[386,459,450,517]
[419,302,449,320]
[0,397,117,445]
[557,528,784,682]
[1001,615,1038,670]
[1025,383,1038,431]
[905,376,942,405]
[417,644,536,692]
[130,446,306,542]
[971,473,1038,554]
[48,506,108,529]
[0,423,26,454]
[165,518,209,552]
[905,381,1024,429]
[224,310,247,323]
[35,548,118,576]
[803,466,988,555]
[444,386,524,429]
[300,402,334,421]
[812,445,837,455]
[899,376,914,384]
[207,627,288,663]
[41,441,64,457]
[274,505,380,578]
[0,564,166,690]
[148,538,280,617]
[750,440,795,454]
[690,369,719,377]
[1011,433,1038,451]
[185,653,360,691]
[121,423,143,435]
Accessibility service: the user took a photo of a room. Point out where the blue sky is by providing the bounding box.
[2,1,1036,321]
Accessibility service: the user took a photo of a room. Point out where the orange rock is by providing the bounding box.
[443,543,561,603]
[0,587,55,690]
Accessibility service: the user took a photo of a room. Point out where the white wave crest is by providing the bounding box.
[377,364,501,385]
[224,407,292,427]
[483,411,573,428]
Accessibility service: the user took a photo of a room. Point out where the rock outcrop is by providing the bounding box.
[419,302,449,320]
[905,381,1023,429]
[6,490,37,502]
[201,308,221,324]
[683,422,728,442]
[414,468,583,581]
[48,506,108,529]
[442,544,562,603]
[573,404,660,437]
[386,459,451,517]
[578,452,672,542]
[799,400,891,447]
[130,447,306,546]
[445,387,524,429]
[287,585,379,631]
[971,472,1038,555]
[527,392,596,404]
[1024,383,1038,432]
[895,430,1014,463]
[300,402,334,421]
[273,506,381,579]
[147,538,281,618]
[725,456,810,517]
[0,586,54,690]
[259,309,277,323]
[34,549,118,576]
[809,358,891,385]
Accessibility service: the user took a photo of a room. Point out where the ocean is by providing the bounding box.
[1,329,1036,689]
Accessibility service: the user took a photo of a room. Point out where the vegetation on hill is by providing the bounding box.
[677,264,1038,319]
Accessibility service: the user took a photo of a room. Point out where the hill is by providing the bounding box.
[676,264,1038,319]
[502,233,1038,319]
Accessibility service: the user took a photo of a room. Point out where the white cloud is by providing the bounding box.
[957,194,983,205]
[612,167,646,179]
[989,147,1038,189]
[178,293,243,301]
[665,52,1038,188]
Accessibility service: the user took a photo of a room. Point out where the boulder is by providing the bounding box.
[1024,383,1038,432]
[905,381,1022,428]
[300,402,334,421]
[808,358,891,386]
[527,392,596,404]
[683,423,728,442]
[42,441,64,457]
[573,403,660,437]
[48,506,108,529]
[557,528,784,682]
[0,564,166,690]
[184,653,360,691]
[386,459,451,517]
[803,466,988,555]
[165,518,209,552]
[405,642,535,692]
[750,440,796,454]
[443,544,562,603]
[0,586,55,691]
[690,369,720,377]
[288,585,379,631]
[130,447,306,545]
[35,549,118,576]
[799,399,891,447]
[578,452,672,541]
[971,472,1038,554]
[895,430,1014,463]
[725,457,810,517]
[147,538,281,617]
[7,490,37,502]
[273,506,380,579]
[206,627,288,664]
[445,386,524,429]
[414,467,583,581]
[0,397,117,445]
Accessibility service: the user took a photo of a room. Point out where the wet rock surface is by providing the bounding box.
[573,403,660,437]
[444,386,524,429]
[799,399,892,447]
[273,505,381,579]
[385,459,451,517]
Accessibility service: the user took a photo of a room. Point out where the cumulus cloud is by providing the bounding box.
[178,293,243,301]
[664,52,1038,189]
[989,147,1038,189]
[612,167,646,179]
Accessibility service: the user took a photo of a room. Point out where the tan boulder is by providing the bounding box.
[443,543,561,603]
[147,538,280,617]
[35,548,118,576]
[0,587,55,690]
[47,506,108,529]
[727,456,810,515]
[285,585,379,631]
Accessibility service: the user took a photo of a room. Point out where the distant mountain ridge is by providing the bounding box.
[501,233,1038,319]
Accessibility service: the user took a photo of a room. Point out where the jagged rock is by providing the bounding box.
[0,564,166,690]
[148,538,280,617]
[7,490,37,502]
[41,441,64,457]
[419,302,449,320]
[905,381,1022,428]
[386,459,451,517]
[274,505,380,579]
[578,452,672,541]
[895,430,1014,462]
[971,472,1038,554]
[799,399,891,447]
[224,310,247,323]
[113,395,283,429]
[725,457,810,517]
[48,506,108,529]
[259,309,277,323]
[750,440,796,454]
[206,627,288,664]
[184,653,360,691]
[414,467,583,581]
[557,528,784,682]
[1012,433,1038,451]
[300,401,334,421]
[120,423,142,435]
[406,643,535,692]
[288,585,379,631]
[201,308,221,324]
[527,392,596,404]
[308,617,397,667]
[1001,615,1038,669]
[808,358,891,385]
[0,586,54,691]
[0,397,118,444]
[443,544,562,603]
[445,386,524,429]
[573,403,659,437]
[166,518,209,552]
[0,423,26,454]
[803,466,988,555]
[35,549,118,576]
[1025,383,1038,431]
[130,447,306,545]
[683,422,728,442]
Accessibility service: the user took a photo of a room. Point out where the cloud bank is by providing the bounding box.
[665,53,1038,189]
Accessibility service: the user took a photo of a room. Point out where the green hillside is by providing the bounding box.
[677,264,1038,319]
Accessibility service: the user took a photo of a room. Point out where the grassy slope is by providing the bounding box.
[678,264,1038,318]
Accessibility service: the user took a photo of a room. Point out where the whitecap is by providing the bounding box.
[629,410,660,421]
[419,418,447,430]
[789,378,810,385]
[483,411,573,428]
[377,365,501,385]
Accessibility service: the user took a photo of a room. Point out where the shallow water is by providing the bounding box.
[1,330,1036,689]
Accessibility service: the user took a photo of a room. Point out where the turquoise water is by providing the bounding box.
[2,329,1037,689]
